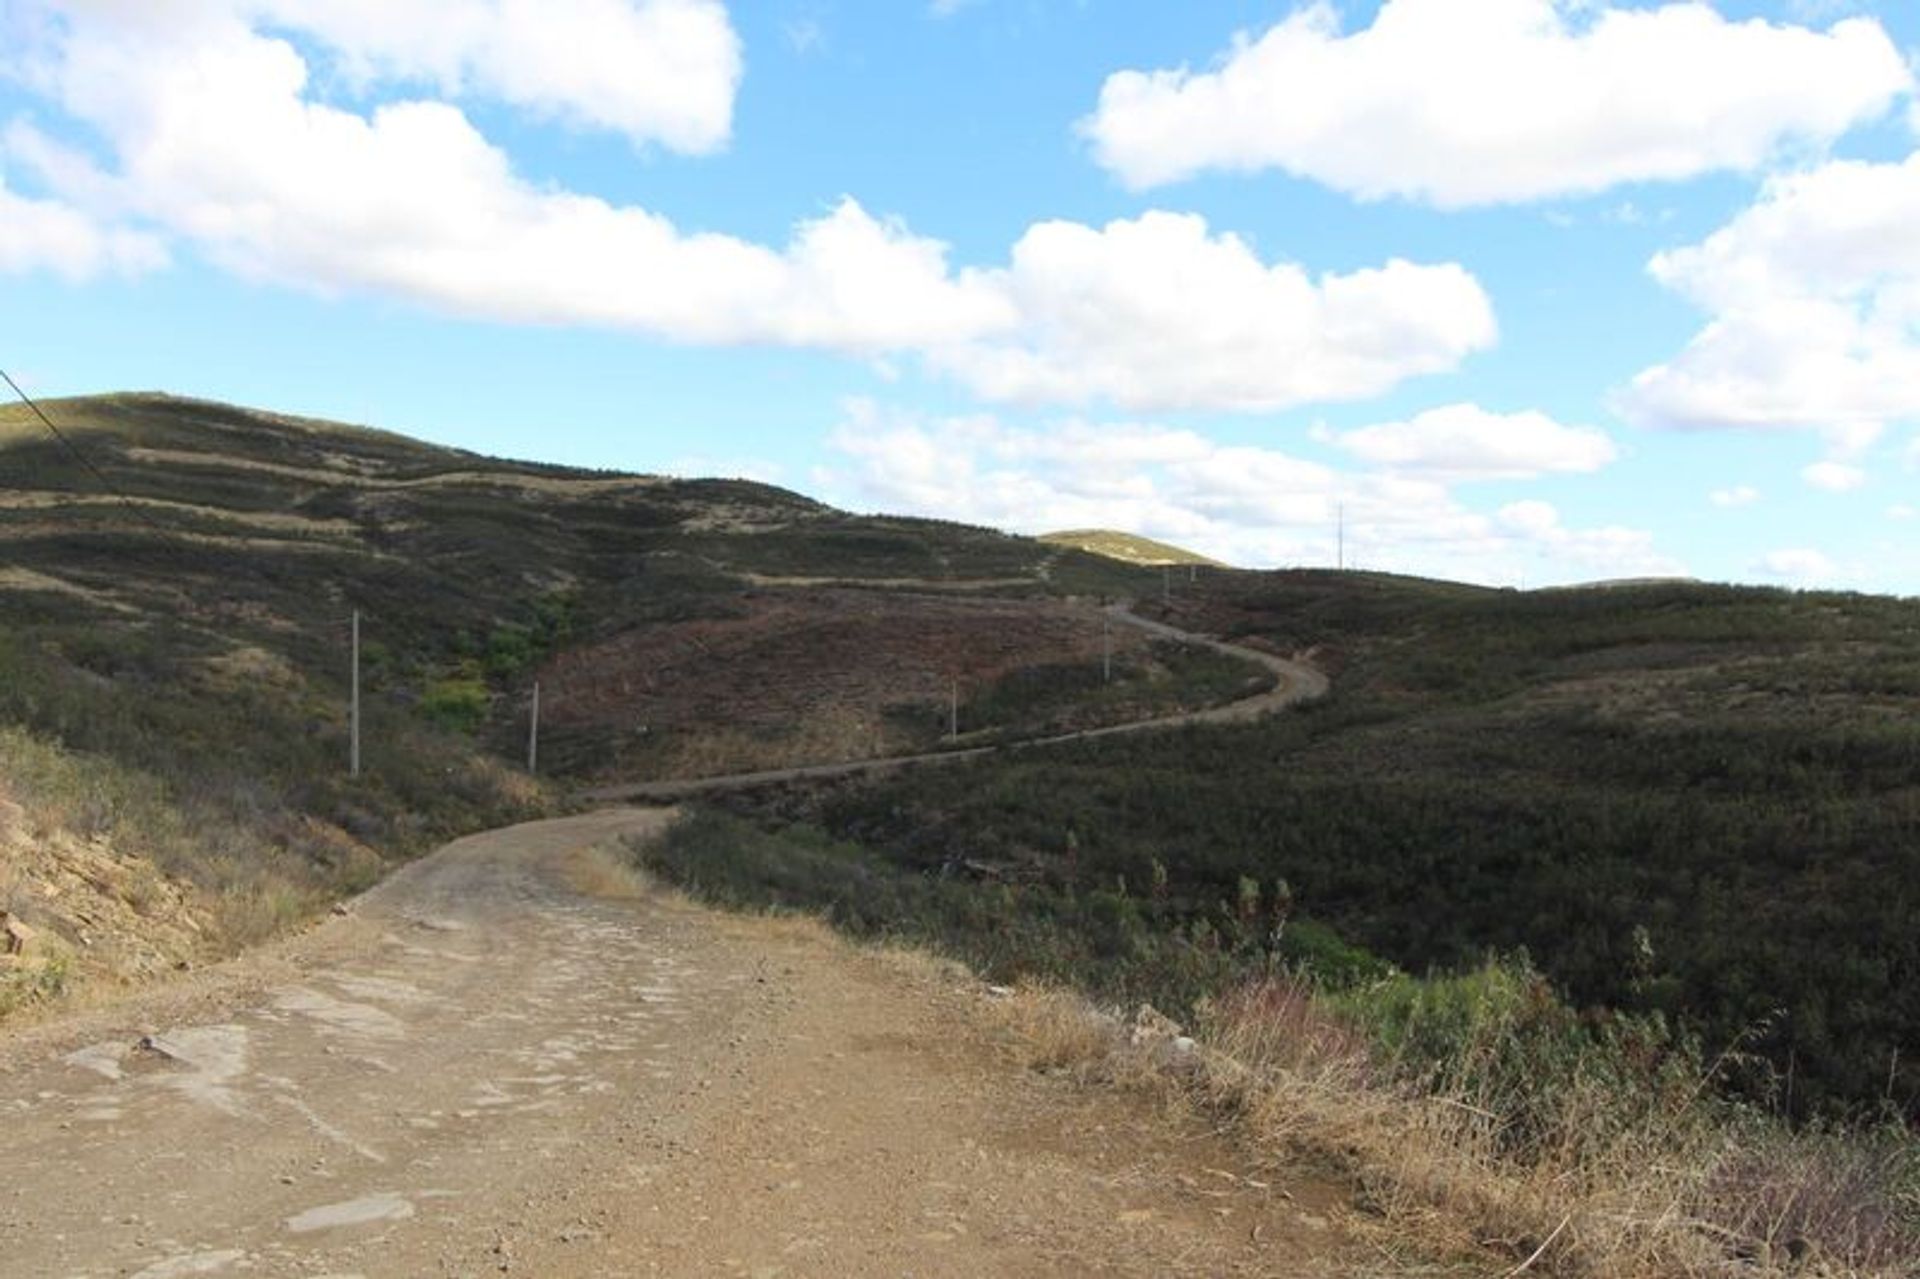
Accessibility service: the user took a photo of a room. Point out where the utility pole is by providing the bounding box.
[527,680,541,775]
[1162,565,1171,607]
[349,608,361,779]
[1337,503,1346,572]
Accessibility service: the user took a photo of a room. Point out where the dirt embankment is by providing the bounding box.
[0,811,1373,1278]
[0,793,211,1019]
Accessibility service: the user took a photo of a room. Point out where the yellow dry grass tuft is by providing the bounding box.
[985,977,1917,1278]
[563,841,655,902]
[0,568,139,614]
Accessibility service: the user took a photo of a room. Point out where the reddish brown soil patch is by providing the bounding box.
[539,590,1145,777]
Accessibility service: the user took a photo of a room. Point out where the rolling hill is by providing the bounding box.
[9,393,1918,1122]
[6,392,1917,1274]
[1038,528,1222,567]
[696,568,1920,1124]
[0,392,1236,1010]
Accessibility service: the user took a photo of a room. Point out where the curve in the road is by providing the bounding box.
[580,604,1327,804]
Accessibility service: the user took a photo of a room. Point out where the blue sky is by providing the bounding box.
[2,1,1918,592]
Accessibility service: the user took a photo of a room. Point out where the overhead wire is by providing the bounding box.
[1,366,171,536]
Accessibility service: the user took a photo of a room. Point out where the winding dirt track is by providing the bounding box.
[582,606,1327,803]
[1,811,1370,1278]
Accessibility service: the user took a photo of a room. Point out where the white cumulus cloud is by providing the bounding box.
[1492,499,1674,576]
[1709,485,1761,508]
[12,4,1001,350]
[1330,403,1616,480]
[931,212,1496,412]
[5,3,1491,413]
[1625,151,1920,440]
[1757,547,1841,583]
[1081,0,1911,207]
[1802,461,1867,492]
[825,402,1682,586]
[0,169,166,278]
[50,0,744,154]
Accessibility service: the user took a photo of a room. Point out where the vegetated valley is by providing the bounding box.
[4,392,1917,1275]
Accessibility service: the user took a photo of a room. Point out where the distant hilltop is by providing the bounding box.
[1539,575,1702,592]
[1039,529,1222,568]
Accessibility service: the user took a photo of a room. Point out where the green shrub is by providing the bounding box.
[1277,918,1396,988]
[419,677,490,732]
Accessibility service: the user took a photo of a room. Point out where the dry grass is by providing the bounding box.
[735,571,1036,590]
[1,726,353,1008]
[635,832,974,989]
[626,711,905,781]
[208,882,318,951]
[628,809,1915,1276]
[987,975,1918,1278]
[1038,529,1221,567]
[0,568,141,614]
[563,840,655,902]
[119,446,666,495]
[0,489,358,535]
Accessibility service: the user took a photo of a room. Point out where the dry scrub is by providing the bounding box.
[991,976,1919,1278]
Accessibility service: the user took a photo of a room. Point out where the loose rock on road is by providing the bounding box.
[2,810,1369,1277]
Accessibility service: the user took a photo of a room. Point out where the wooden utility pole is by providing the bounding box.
[349,608,361,779]
[527,681,541,775]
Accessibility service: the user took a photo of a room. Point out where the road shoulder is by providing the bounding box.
[507,903,1374,1277]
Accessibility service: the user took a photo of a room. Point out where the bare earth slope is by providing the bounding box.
[1,810,1369,1278]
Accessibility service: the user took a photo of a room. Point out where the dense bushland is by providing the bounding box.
[636,810,1920,1277]
[721,574,1920,1122]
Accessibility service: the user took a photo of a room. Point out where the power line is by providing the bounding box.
[1,367,170,536]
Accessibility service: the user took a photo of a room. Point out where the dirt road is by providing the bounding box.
[582,607,1327,803]
[2,810,1372,1278]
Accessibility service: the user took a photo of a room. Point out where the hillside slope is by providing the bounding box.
[1040,528,1222,566]
[0,392,1234,1012]
[713,569,1920,1122]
